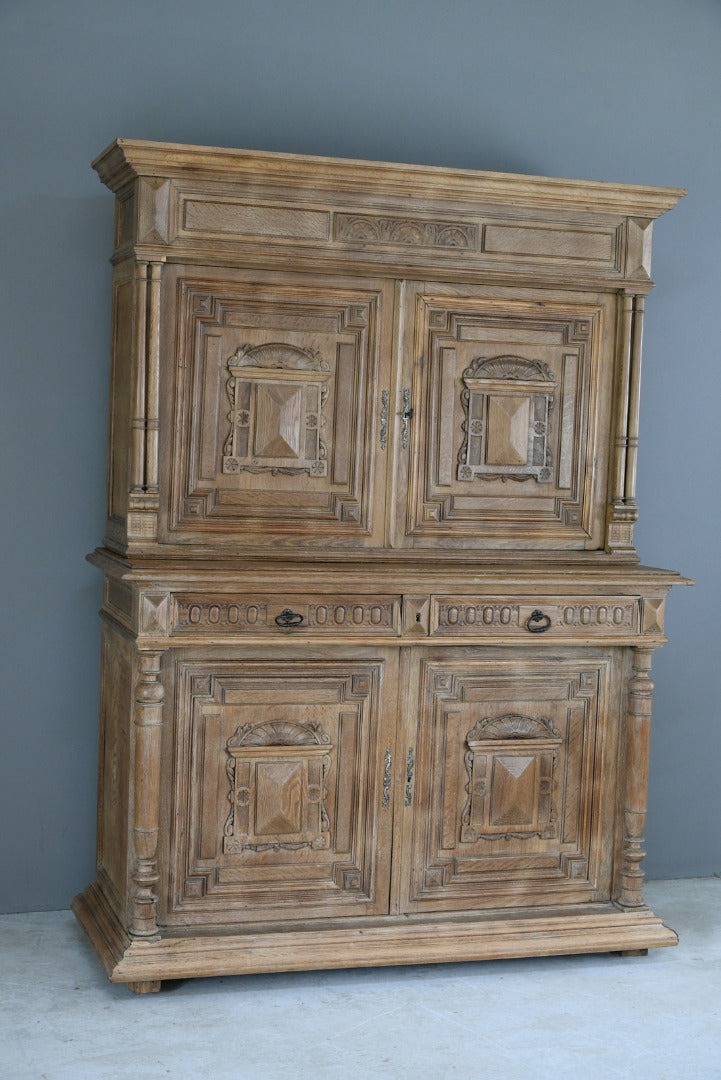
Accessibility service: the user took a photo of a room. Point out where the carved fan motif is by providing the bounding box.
[230,342,329,372]
[467,713,561,740]
[227,720,331,747]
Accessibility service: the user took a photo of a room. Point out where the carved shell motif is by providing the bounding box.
[227,720,331,748]
[462,355,554,383]
[467,714,561,741]
[228,342,329,372]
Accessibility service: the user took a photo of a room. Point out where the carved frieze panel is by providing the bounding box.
[334,213,478,250]
[174,598,268,632]
[304,600,397,631]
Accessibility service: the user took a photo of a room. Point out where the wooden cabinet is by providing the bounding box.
[74,140,689,992]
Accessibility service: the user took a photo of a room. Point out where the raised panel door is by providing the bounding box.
[162,649,398,925]
[393,283,616,549]
[159,269,394,549]
[398,649,620,913]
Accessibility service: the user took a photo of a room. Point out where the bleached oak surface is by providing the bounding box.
[76,140,688,992]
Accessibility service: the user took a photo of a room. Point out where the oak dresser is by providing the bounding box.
[73,139,689,992]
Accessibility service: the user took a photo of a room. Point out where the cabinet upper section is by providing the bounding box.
[94,139,684,287]
[93,140,684,559]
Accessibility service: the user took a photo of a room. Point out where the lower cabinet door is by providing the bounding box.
[398,649,622,913]
[163,648,398,925]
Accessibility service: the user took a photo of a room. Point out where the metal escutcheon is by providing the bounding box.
[526,609,552,633]
[275,608,304,627]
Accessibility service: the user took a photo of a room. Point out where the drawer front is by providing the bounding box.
[171,594,401,636]
[430,596,640,639]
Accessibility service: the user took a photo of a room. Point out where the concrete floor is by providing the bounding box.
[1,878,719,1080]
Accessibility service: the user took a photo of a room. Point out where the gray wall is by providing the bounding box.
[1,0,718,913]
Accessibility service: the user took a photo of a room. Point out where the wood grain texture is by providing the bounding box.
[76,140,688,992]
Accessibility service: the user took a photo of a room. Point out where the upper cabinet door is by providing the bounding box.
[392,283,617,550]
[159,269,393,549]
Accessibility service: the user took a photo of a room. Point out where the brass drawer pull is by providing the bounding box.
[526,609,552,633]
[275,608,304,627]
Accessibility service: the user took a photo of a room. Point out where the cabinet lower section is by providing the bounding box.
[76,590,680,990]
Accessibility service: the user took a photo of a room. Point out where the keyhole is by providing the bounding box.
[416,613,422,622]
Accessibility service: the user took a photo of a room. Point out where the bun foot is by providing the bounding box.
[126,980,162,994]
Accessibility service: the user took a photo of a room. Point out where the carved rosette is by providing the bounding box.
[223,720,332,854]
[457,355,555,483]
[222,343,330,477]
[461,714,561,843]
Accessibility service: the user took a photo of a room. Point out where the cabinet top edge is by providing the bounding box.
[92,138,686,219]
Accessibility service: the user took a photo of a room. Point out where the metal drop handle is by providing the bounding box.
[526,609,552,633]
[275,608,304,627]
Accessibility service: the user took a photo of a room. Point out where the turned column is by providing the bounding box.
[608,292,645,555]
[130,651,164,938]
[618,646,655,908]
[130,261,148,493]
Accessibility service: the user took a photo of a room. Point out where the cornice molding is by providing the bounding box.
[92,138,686,219]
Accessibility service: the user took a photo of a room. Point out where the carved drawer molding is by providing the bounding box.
[170,594,400,635]
[430,596,642,638]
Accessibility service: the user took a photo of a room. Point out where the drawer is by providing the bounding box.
[429,596,641,639]
[171,594,401,635]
